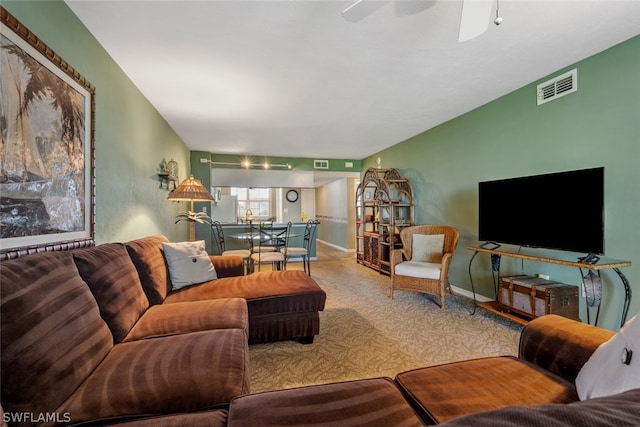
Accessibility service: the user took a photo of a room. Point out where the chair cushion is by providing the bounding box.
[125,235,171,305]
[395,260,441,279]
[396,356,578,424]
[73,243,150,343]
[252,251,285,263]
[162,240,217,290]
[223,249,251,259]
[123,298,248,342]
[227,378,424,427]
[57,329,250,424]
[0,251,113,417]
[285,247,308,256]
[412,234,444,262]
[576,312,640,400]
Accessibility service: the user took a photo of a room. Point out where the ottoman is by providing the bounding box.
[165,270,327,344]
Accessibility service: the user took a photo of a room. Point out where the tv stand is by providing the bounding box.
[467,245,632,327]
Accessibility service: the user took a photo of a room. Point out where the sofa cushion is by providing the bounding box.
[162,240,217,290]
[108,410,228,427]
[395,356,578,424]
[125,235,171,305]
[73,243,150,343]
[164,270,326,316]
[227,377,424,427]
[123,298,249,342]
[438,388,640,427]
[518,314,615,384]
[0,251,113,417]
[57,329,250,424]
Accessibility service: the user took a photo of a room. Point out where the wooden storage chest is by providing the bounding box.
[499,275,579,320]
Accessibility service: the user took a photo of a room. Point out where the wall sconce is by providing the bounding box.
[200,157,291,170]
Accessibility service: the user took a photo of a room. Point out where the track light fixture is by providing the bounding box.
[200,157,292,170]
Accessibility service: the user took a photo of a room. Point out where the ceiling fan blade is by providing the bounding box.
[342,0,366,15]
[342,0,390,23]
[458,0,494,42]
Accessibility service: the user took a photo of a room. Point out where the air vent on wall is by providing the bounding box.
[314,160,329,169]
[537,69,577,105]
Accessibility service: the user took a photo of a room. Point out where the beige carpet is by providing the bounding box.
[249,244,523,393]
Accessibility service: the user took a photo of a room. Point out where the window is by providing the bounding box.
[231,187,271,217]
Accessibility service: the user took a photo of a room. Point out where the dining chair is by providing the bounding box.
[390,225,459,308]
[282,219,319,275]
[211,221,251,274]
[250,222,291,272]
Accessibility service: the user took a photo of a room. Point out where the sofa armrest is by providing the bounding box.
[518,314,614,383]
[210,255,244,277]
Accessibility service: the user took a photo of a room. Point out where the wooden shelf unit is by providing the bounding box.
[356,168,414,275]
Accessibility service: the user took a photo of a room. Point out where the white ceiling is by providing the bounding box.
[66,0,640,161]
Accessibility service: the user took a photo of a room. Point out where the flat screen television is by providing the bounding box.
[478,167,604,255]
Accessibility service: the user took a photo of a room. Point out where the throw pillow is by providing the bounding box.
[412,234,444,263]
[162,240,217,290]
[575,312,640,400]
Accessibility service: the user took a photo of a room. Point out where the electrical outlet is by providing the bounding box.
[202,206,207,213]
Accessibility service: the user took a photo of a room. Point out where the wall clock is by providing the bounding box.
[286,189,299,202]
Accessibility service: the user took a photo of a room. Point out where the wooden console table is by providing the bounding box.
[467,245,632,327]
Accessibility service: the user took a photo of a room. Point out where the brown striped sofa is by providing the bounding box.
[104,315,638,427]
[124,235,327,344]
[0,235,325,426]
[223,314,640,427]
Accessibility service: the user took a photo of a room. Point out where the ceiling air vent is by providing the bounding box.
[537,69,577,105]
[314,160,329,169]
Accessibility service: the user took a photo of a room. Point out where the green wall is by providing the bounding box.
[365,36,640,331]
[4,1,191,243]
[6,1,637,330]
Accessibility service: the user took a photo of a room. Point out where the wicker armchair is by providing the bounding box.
[390,225,459,308]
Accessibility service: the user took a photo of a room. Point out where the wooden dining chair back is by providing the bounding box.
[283,220,319,275]
[250,222,291,272]
[390,225,459,308]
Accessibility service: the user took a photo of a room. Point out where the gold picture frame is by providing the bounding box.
[0,7,95,259]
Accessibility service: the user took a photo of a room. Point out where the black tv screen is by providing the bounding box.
[478,167,604,255]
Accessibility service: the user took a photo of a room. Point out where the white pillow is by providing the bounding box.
[162,240,217,290]
[576,312,640,400]
[412,234,444,263]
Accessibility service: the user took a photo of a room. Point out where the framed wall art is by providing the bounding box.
[0,8,95,259]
